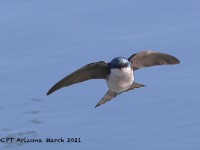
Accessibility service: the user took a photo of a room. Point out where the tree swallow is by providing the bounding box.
[47,50,180,108]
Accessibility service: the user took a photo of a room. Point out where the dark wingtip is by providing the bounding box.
[173,57,180,65]
[46,91,50,96]
[176,58,180,64]
[46,89,53,95]
[166,55,180,65]
[171,54,180,63]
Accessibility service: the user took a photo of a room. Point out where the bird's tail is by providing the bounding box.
[95,90,118,108]
[95,82,145,108]
[127,82,146,91]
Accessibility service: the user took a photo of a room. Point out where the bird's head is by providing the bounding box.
[109,57,131,69]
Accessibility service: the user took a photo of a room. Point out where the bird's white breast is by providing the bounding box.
[106,67,134,93]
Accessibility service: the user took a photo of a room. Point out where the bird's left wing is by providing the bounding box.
[128,50,180,70]
[47,61,110,95]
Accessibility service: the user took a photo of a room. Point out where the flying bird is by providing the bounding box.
[47,50,180,108]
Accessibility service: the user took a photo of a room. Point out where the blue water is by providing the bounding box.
[0,0,200,149]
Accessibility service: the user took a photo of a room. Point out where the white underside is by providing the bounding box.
[106,67,134,93]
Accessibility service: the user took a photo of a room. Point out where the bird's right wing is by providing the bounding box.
[47,61,110,95]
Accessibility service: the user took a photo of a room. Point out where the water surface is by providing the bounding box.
[0,0,200,149]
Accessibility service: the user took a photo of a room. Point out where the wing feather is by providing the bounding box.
[47,61,110,95]
[128,50,180,70]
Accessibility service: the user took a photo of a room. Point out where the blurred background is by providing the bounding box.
[0,0,200,149]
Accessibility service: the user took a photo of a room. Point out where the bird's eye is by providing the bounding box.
[115,64,119,68]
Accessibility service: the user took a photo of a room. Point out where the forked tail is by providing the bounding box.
[95,82,145,108]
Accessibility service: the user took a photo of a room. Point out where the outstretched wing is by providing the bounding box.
[47,61,110,95]
[128,50,180,70]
